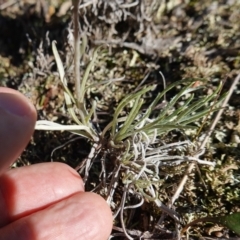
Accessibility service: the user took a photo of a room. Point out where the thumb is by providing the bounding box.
[0,88,37,175]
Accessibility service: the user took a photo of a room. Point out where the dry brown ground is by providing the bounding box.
[0,0,240,239]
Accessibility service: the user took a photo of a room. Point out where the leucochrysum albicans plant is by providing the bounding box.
[35,0,225,238]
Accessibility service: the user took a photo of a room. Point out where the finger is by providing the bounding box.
[0,162,84,227]
[0,88,37,175]
[0,192,113,240]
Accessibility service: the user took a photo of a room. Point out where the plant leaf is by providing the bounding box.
[52,41,83,126]
[35,120,95,140]
[182,212,240,236]
[217,212,240,235]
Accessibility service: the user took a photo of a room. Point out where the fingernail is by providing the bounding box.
[0,93,32,117]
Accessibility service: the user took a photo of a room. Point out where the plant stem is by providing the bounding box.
[72,0,81,108]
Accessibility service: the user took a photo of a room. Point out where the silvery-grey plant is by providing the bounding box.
[34,0,226,239]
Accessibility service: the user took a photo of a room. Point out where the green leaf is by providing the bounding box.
[182,212,240,236]
[218,212,240,235]
[52,41,83,126]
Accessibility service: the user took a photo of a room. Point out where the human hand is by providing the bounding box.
[0,88,112,240]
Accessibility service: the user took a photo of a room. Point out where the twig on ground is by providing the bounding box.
[72,0,81,107]
[170,73,240,206]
